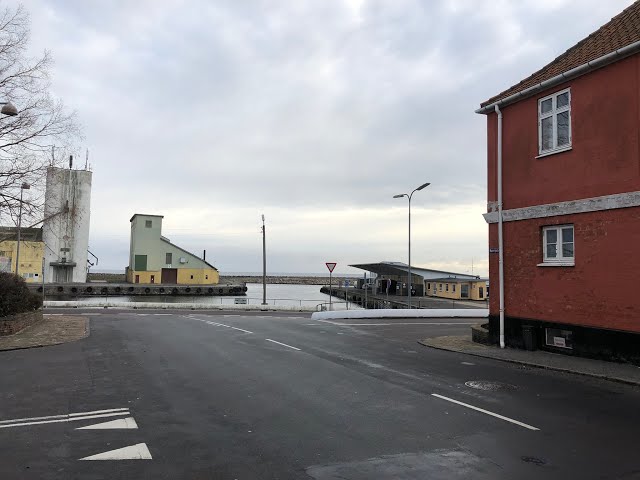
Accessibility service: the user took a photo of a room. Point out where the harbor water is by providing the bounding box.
[46,283,360,310]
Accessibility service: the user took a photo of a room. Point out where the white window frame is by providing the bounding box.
[538,88,571,155]
[541,224,574,266]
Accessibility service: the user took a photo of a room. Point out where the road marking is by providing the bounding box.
[461,361,476,366]
[84,313,102,316]
[153,313,171,316]
[229,326,253,333]
[79,443,152,460]
[44,313,64,316]
[76,417,138,430]
[200,319,253,334]
[0,410,130,429]
[431,394,539,431]
[0,407,129,425]
[265,339,301,351]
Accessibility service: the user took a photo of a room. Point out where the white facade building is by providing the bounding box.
[42,166,92,283]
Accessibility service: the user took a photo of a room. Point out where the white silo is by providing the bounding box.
[42,161,92,283]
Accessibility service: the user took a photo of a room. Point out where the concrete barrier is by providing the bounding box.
[311,308,489,321]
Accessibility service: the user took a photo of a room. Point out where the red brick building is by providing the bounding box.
[476,2,640,360]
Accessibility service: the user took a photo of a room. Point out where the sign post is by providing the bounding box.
[364,273,367,309]
[325,262,336,310]
[344,279,349,310]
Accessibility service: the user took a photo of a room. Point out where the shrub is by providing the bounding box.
[0,272,42,317]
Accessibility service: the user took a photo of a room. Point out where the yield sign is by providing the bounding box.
[325,262,337,273]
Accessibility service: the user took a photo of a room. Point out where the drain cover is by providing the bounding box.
[465,380,516,391]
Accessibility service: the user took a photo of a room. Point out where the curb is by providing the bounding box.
[418,340,640,388]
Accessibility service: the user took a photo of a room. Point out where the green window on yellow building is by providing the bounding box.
[134,255,147,271]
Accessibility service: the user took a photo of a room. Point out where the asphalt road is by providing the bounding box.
[1,309,639,479]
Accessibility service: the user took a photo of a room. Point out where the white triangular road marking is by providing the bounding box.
[79,443,152,460]
[75,417,138,430]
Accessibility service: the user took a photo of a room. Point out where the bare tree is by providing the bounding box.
[0,5,82,227]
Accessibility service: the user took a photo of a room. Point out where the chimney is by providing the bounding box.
[69,155,73,169]
[203,250,206,261]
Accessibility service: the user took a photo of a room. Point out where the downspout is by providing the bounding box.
[495,104,505,349]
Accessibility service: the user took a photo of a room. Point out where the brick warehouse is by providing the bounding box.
[475,2,640,361]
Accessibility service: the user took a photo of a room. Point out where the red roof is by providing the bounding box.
[480,1,640,107]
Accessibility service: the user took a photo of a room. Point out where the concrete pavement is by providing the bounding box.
[0,310,639,479]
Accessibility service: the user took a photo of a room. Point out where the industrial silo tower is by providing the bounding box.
[42,158,92,283]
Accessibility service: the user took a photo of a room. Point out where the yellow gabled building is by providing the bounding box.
[126,214,219,285]
[0,227,44,283]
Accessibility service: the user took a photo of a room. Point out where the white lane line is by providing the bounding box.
[79,443,152,460]
[44,314,64,316]
[201,319,252,334]
[0,411,131,429]
[229,326,253,334]
[265,339,301,351]
[153,313,171,316]
[76,417,138,430]
[431,394,539,431]
[0,407,129,425]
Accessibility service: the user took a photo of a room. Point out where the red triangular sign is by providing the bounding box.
[325,262,337,273]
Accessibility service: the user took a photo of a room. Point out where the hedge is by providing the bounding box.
[0,272,43,317]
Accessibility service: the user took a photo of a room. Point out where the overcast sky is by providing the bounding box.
[22,0,634,275]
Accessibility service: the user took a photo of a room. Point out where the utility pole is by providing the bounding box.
[261,214,267,306]
[15,183,30,277]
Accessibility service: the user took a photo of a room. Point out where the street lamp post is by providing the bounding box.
[15,182,30,277]
[261,214,267,306]
[393,182,430,309]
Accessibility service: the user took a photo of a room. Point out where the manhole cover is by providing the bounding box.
[465,380,516,391]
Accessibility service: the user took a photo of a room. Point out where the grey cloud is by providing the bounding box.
[21,0,635,273]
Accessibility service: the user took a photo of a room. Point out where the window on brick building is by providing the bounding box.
[453,284,456,293]
[539,88,571,155]
[446,284,449,292]
[542,225,574,264]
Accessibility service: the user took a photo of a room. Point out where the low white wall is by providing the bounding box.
[43,301,316,312]
[311,308,489,321]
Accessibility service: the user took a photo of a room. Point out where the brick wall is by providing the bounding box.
[489,207,640,332]
[0,310,43,336]
[486,54,640,210]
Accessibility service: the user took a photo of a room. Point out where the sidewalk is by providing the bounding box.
[0,315,89,351]
[420,334,640,387]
